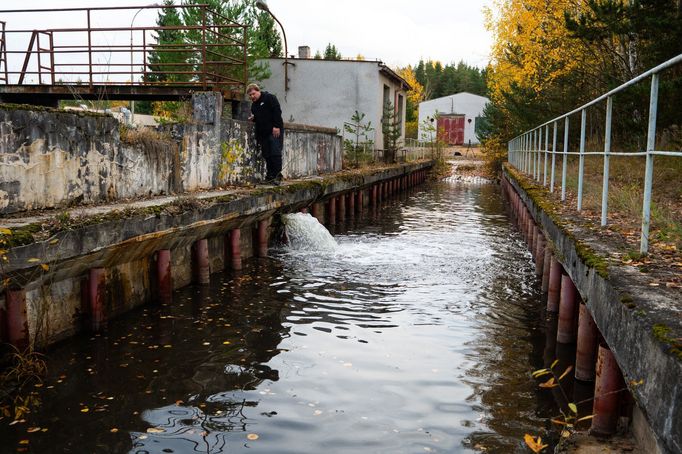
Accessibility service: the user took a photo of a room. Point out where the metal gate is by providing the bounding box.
[437,114,465,145]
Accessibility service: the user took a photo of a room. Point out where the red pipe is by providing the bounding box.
[194,239,210,284]
[257,219,268,258]
[338,194,346,221]
[6,289,29,349]
[327,196,336,225]
[357,190,363,212]
[535,232,545,275]
[348,192,355,217]
[89,268,106,331]
[311,202,320,221]
[557,274,578,343]
[230,228,242,270]
[547,256,563,312]
[591,344,624,436]
[156,249,172,304]
[575,302,599,381]
[371,185,377,206]
[541,248,552,292]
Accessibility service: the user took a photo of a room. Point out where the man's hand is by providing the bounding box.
[272,127,281,138]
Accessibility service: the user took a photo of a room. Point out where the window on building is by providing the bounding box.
[397,94,404,135]
[383,85,390,109]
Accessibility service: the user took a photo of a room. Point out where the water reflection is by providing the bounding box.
[0,181,560,454]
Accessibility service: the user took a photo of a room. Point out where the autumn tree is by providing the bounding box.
[397,65,425,138]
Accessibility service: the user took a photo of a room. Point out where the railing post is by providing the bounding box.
[543,124,549,186]
[533,129,538,178]
[562,117,569,201]
[550,121,557,192]
[536,127,542,181]
[87,9,93,88]
[640,73,659,255]
[577,108,586,211]
[601,96,613,227]
[201,6,207,90]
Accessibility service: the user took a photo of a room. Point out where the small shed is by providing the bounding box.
[418,92,489,145]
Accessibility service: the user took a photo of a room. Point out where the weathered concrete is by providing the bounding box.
[0,162,431,348]
[0,93,342,214]
[503,165,682,454]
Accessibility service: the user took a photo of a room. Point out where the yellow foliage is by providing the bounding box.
[524,434,548,453]
[485,0,592,103]
[396,66,425,107]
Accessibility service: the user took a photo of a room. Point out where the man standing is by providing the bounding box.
[247,83,284,184]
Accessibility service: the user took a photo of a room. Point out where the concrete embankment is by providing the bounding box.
[0,165,431,351]
[502,165,681,454]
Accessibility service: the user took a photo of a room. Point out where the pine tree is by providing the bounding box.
[323,43,342,60]
[146,0,190,84]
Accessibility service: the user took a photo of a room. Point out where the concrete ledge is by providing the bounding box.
[284,122,338,135]
[503,165,681,454]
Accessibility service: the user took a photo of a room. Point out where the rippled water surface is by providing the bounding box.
[1,181,559,453]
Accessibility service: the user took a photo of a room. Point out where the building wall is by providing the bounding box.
[418,92,489,144]
[258,59,406,150]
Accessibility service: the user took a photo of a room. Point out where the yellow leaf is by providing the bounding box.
[247,433,259,441]
[27,258,40,263]
[0,228,12,235]
[550,419,569,426]
[19,440,29,445]
[568,403,578,414]
[550,359,559,369]
[40,264,49,271]
[559,365,573,381]
[576,414,594,422]
[539,377,558,388]
[49,239,59,245]
[110,428,119,433]
[531,368,550,378]
[147,427,165,433]
[27,427,41,433]
[561,430,571,438]
[524,434,548,453]
[80,408,89,413]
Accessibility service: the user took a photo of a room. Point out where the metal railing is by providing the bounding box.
[0,4,247,95]
[507,54,682,254]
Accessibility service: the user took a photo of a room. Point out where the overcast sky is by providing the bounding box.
[5,0,493,70]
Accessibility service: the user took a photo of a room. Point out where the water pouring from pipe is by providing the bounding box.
[282,212,338,252]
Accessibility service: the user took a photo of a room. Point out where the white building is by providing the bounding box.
[257,53,410,151]
[418,92,489,145]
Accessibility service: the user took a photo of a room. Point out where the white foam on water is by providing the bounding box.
[282,212,338,252]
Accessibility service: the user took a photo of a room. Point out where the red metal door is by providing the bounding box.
[436,115,465,145]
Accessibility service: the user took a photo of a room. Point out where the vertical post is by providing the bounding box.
[535,232,546,276]
[201,6,207,89]
[194,239,210,284]
[257,219,268,258]
[327,197,336,225]
[557,275,578,343]
[577,108,586,211]
[541,248,552,292]
[348,191,355,217]
[5,289,29,349]
[547,256,562,312]
[230,228,242,270]
[156,250,172,304]
[562,117,569,202]
[575,302,599,381]
[338,194,346,222]
[87,9,93,88]
[89,268,106,331]
[357,190,363,213]
[640,73,659,255]
[550,121,557,192]
[543,124,549,186]
[601,96,613,227]
[532,129,537,179]
[591,344,624,436]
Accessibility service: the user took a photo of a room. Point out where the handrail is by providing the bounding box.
[507,53,682,255]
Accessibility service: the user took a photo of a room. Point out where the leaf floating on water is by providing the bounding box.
[247,433,259,441]
[26,427,41,433]
[40,264,49,271]
[80,407,89,413]
[110,428,119,433]
[147,427,165,433]
[523,434,548,453]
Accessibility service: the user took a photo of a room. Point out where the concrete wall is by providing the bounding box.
[0,94,341,214]
[418,92,489,144]
[257,58,407,148]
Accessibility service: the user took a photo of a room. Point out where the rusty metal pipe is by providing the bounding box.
[575,302,599,381]
[591,344,624,435]
[193,239,210,284]
[557,274,578,343]
[156,249,172,304]
[230,229,242,270]
[5,289,29,349]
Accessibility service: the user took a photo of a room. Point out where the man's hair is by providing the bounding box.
[246,83,261,93]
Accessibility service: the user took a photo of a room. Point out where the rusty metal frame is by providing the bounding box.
[0,4,248,98]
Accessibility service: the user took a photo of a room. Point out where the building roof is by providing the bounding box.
[420,92,490,105]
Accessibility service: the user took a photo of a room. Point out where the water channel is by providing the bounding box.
[1,179,563,453]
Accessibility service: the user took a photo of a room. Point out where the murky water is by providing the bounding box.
[1,181,561,453]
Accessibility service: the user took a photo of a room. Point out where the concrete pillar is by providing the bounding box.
[257,219,268,258]
[193,239,210,284]
[348,192,355,217]
[338,195,346,222]
[557,274,578,343]
[576,302,599,381]
[327,197,336,225]
[89,268,106,331]
[591,344,624,436]
[535,232,546,275]
[541,248,552,292]
[156,250,172,304]
[229,229,242,270]
[5,289,29,349]
[547,256,563,312]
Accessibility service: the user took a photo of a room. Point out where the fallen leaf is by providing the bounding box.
[40,264,49,271]
[80,408,89,413]
[568,403,578,414]
[147,427,165,433]
[26,427,41,433]
[523,434,547,453]
[27,258,40,263]
[247,433,259,441]
[0,228,12,235]
[110,428,119,433]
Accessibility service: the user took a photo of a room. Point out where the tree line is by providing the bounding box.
[480,0,682,149]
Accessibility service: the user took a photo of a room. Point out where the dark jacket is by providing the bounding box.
[251,91,283,138]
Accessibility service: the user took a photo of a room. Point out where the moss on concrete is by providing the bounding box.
[620,293,636,309]
[652,324,682,359]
